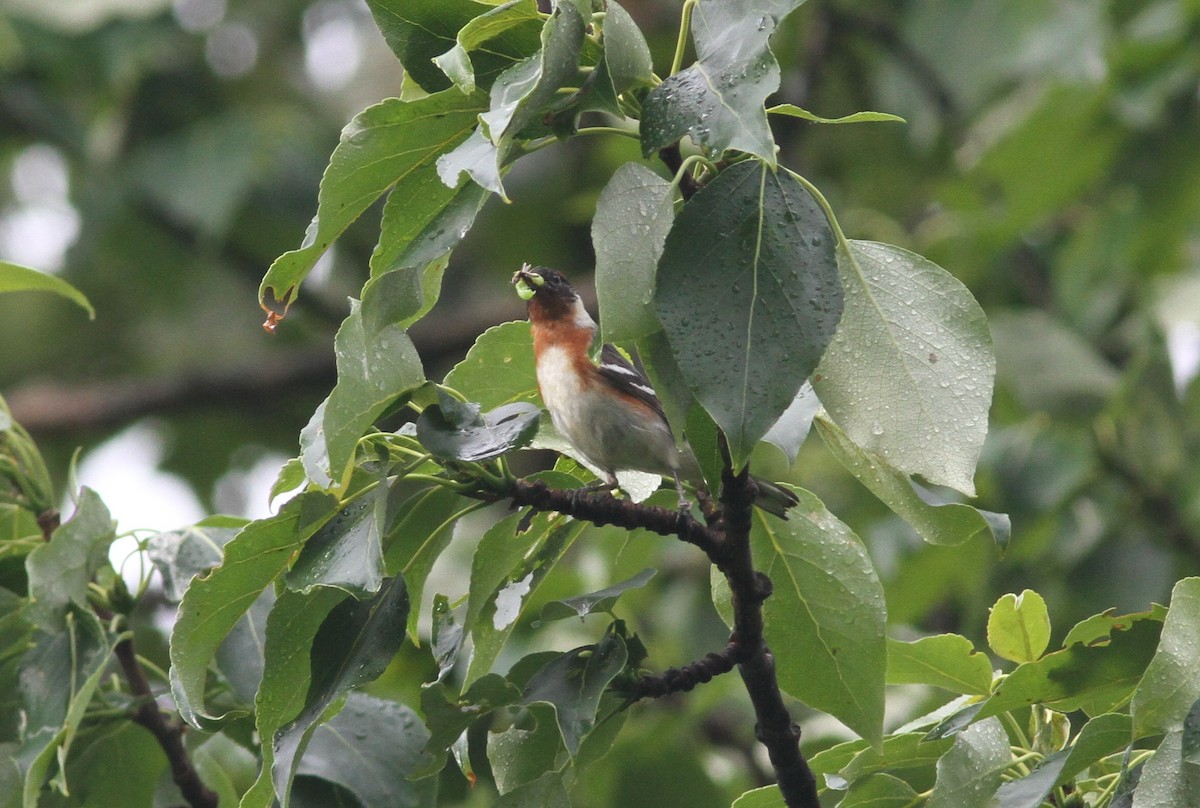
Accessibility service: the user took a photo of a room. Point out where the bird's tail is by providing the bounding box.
[751,476,800,519]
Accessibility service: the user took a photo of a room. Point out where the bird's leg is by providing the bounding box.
[571,474,618,510]
[672,470,692,513]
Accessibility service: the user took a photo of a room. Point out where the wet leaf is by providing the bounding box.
[433,0,543,94]
[1132,577,1200,738]
[169,492,338,731]
[260,92,484,314]
[814,241,994,495]
[24,488,115,631]
[538,568,655,623]
[641,0,807,162]
[655,160,841,466]
[300,299,425,490]
[272,576,410,807]
[296,692,436,808]
[438,2,587,197]
[926,718,1010,808]
[415,392,541,462]
[749,486,886,746]
[592,162,674,343]
[815,414,1009,548]
[444,320,540,409]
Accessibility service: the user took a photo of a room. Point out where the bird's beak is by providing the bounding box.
[511,264,544,301]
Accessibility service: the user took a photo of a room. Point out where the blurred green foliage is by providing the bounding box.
[2,1,1200,806]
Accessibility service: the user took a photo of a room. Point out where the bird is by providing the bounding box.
[511,264,798,518]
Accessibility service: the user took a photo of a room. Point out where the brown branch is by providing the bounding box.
[718,457,818,808]
[114,639,218,808]
[620,640,750,699]
[505,472,819,808]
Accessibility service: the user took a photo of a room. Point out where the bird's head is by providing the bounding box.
[512,264,596,335]
[512,264,576,303]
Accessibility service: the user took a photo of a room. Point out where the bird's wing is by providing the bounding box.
[596,343,673,428]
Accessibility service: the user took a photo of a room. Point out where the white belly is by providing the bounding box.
[537,346,683,478]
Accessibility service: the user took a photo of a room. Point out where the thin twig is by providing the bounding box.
[114,639,219,808]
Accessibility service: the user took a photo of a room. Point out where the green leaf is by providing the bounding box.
[597,1,653,93]
[538,568,655,623]
[731,786,784,808]
[419,674,522,760]
[365,0,539,93]
[815,414,1009,548]
[146,522,243,601]
[592,162,674,344]
[431,594,463,681]
[240,587,347,808]
[766,104,906,125]
[169,492,338,731]
[16,608,112,808]
[750,486,886,746]
[50,723,166,808]
[492,766,570,807]
[0,261,93,319]
[814,241,994,495]
[300,299,425,490]
[443,321,540,409]
[488,701,565,795]
[640,0,806,162]
[522,629,628,756]
[761,381,820,464]
[840,773,919,807]
[1055,712,1132,786]
[1132,577,1200,738]
[887,634,994,696]
[975,614,1163,721]
[380,485,473,642]
[259,92,484,311]
[286,486,387,599]
[926,718,1010,808]
[818,732,952,793]
[987,589,1052,664]
[415,394,541,462]
[272,576,410,807]
[437,2,587,197]
[296,692,437,808]
[364,180,491,330]
[1130,727,1200,808]
[24,488,115,631]
[465,511,587,683]
[215,588,274,706]
[433,0,542,94]
[993,750,1069,808]
[655,160,841,466]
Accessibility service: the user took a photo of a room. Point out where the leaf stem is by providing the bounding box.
[670,0,698,77]
[783,168,850,249]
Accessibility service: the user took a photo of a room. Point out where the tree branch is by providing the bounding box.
[504,473,820,808]
[114,639,219,808]
[718,461,819,808]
